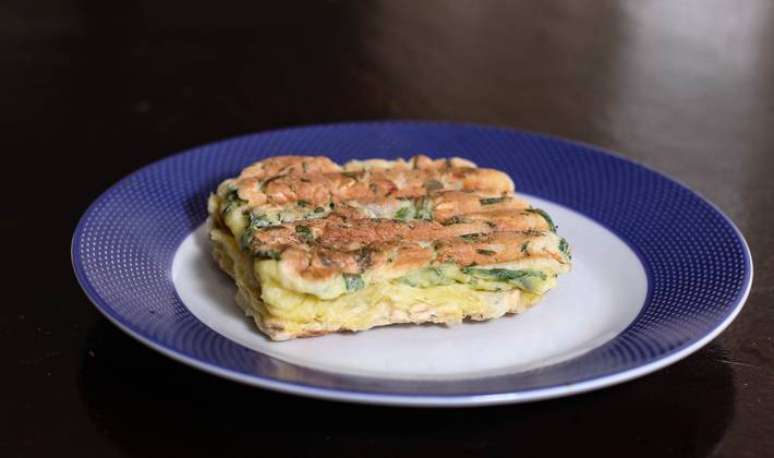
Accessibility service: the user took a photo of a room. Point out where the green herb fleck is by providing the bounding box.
[329,202,336,209]
[343,273,365,292]
[341,171,359,179]
[255,249,281,260]
[250,214,272,228]
[355,247,373,272]
[477,249,496,256]
[558,237,571,259]
[480,197,507,205]
[314,206,325,213]
[239,232,252,250]
[394,207,413,220]
[295,225,314,242]
[296,200,309,207]
[222,189,247,214]
[442,216,465,226]
[415,197,433,220]
[423,179,443,192]
[521,241,530,255]
[525,208,556,232]
[239,213,272,249]
[460,233,483,242]
[463,267,546,283]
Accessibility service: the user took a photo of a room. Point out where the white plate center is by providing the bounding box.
[172,196,647,380]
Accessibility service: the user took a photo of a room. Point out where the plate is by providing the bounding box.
[72,121,752,406]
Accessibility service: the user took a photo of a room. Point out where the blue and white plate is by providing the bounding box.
[72,122,752,406]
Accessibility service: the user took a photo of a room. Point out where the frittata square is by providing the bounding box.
[208,155,571,340]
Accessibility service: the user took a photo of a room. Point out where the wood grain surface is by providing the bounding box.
[2,1,772,457]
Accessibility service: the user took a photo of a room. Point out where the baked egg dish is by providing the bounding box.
[208,155,571,340]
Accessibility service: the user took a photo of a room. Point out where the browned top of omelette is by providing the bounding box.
[210,155,570,285]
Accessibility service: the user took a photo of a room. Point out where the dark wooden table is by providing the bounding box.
[3,1,772,457]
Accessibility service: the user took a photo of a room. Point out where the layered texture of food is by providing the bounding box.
[208,155,571,340]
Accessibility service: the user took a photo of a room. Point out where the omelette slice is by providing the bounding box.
[207,155,571,340]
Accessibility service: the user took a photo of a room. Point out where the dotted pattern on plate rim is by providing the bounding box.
[73,122,750,396]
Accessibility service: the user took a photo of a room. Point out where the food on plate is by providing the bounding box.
[208,155,571,340]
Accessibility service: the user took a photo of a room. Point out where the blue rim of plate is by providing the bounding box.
[71,121,753,406]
